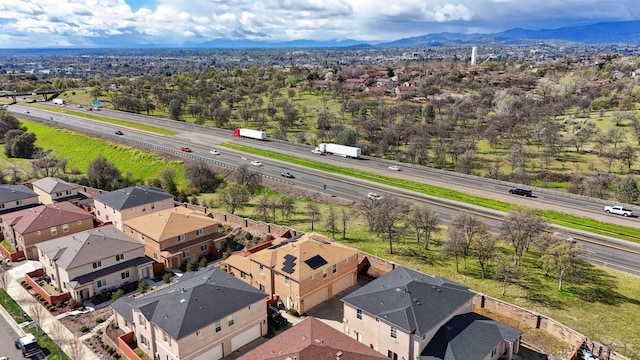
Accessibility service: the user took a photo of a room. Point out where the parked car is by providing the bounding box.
[367,192,382,200]
[508,187,532,197]
[209,150,220,155]
[388,165,401,171]
[251,160,263,166]
[181,147,192,152]
[267,307,289,330]
[604,205,633,217]
[115,130,124,135]
[281,171,295,178]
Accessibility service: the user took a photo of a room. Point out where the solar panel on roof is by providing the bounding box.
[282,254,297,274]
[312,237,331,244]
[304,255,327,270]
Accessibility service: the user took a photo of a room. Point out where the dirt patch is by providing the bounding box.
[58,307,113,337]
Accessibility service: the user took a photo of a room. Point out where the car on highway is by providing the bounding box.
[115,130,124,135]
[24,110,29,113]
[388,165,401,171]
[508,187,532,197]
[209,150,220,155]
[251,160,263,166]
[604,205,633,217]
[367,192,382,200]
[181,147,192,152]
[281,171,295,178]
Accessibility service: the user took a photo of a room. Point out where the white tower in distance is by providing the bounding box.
[471,46,477,66]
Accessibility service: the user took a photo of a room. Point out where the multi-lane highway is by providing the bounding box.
[7,103,640,275]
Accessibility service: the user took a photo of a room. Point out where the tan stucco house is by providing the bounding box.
[225,232,358,314]
[35,225,153,301]
[122,206,225,270]
[341,266,522,360]
[31,177,80,204]
[0,202,94,259]
[111,267,268,360]
[93,185,174,230]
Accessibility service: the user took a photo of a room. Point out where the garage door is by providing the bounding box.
[192,343,223,360]
[303,287,328,313]
[332,273,354,296]
[231,324,261,351]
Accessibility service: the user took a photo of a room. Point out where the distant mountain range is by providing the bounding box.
[192,20,640,49]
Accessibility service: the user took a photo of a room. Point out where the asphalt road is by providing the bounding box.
[8,103,640,275]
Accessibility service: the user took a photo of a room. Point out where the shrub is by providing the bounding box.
[245,232,253,241]
[111,289,124,301]
[137,280,150,293]
[68,299,82,310]
[288,308,300,317]
[21,280,28,287]
[80,325,90,333]
[113,353,121,359]
[96,317,104,323]
[162,272,171,284]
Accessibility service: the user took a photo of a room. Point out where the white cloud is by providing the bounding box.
[0,0,637,47]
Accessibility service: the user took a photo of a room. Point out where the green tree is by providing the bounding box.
[137,280,150,293]
[422,104,436,123]
[159,167,179,196]
[218,182,249,214]
[335,129,357,146]
[87,155,121,190]
[4,130,37,158]
[616,175,639,204]
[0,110,21,138]
[168,98,183,121]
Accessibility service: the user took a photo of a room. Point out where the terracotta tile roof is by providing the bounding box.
[248,233,357,281]
[237,317,386,360]
[0,201,93,234]
[123,206,217,241]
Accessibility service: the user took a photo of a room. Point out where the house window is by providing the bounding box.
[106,215,110,221]
[390,327,397,339]
[97,279,107,288]
[491,348,497,357]
[151,203,155,209]
[227,314,234,326]
[36,230,41,236]
[259,264,264,275]
[141,206,146,212]
[284,276,290,286]
[240,272,246,279]
[140,335,148,347]
[345,327,349,336]
[332,264,337,273]
[116,254,125,261]
[97,210,101,216]
[77,220,82,225]
[215,320,221,332]
[0,204,4,209]
[163,331,169,342]
[195,330,200,336]
[93,261,102,269]
[153,253,158,260]
[200,244,208,252]
[50,227,57,236]
[55,192,62,197]
[66,190,73,195]
[387,350,398,360]
[356,309,362,320]
[16,200,23,206]
[196,228,203,236]
[62,224,69,233]
[322,269,328,278]
[178,234,185,242]
[259,284,265,292]
[310,274,314,280]
[138,314,145,326]
[121,271,130,279]
[182,251,190,258]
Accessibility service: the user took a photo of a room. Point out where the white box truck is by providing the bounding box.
[313,143,361,158]
[233,128,266,140]
[15,333,42,357]
[52,98,66,105]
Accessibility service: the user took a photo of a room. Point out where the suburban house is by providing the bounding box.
[237,316,387,360]
[122,206,225,270]
[31,177,82,204]
[35,225,153,301]
[111,267,268,360]
[0,202,94,259]
[0,184,39,214]
[341,266,521,360]
[225,232,358,315]
[93,185,174,230]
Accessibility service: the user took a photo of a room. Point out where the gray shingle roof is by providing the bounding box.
[35,225,145,270]
[341,266,474,337]
[0,184,38,202]
[32,177,76,194]
[94,185,174,210]
[70,256,153,288]
[111,267,267,339]
[420,312,522,360]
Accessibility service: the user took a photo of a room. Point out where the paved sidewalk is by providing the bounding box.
[4,261,100,360]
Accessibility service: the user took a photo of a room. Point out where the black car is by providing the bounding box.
[509,187,532,197]
[115,130,124,135]
[267,307,289,329]
[281,171,295,178]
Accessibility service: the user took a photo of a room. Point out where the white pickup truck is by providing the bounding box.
[603,205,633,217]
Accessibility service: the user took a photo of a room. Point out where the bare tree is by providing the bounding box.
[494,255,523,296]
[449,213,486,270]
[306,204,321,231]
[254,194,272,222]
[474,231,498,278]
[0,267,9,291]
[540,241,581,291]
[49,322,70,360]
[406,205,440,249]
[340,208,353,240]
[66,338,87,360]
[371,197,409,254]
[277,194,296,220]
[501,207,547,264]
[29,304,46,335]
[232,164,262,192]
[360,198,380,232]
[442,226,466,273]
[217,182,249,214]
[325,206,337,239]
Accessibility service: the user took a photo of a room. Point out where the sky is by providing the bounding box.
[0,0,638,48]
